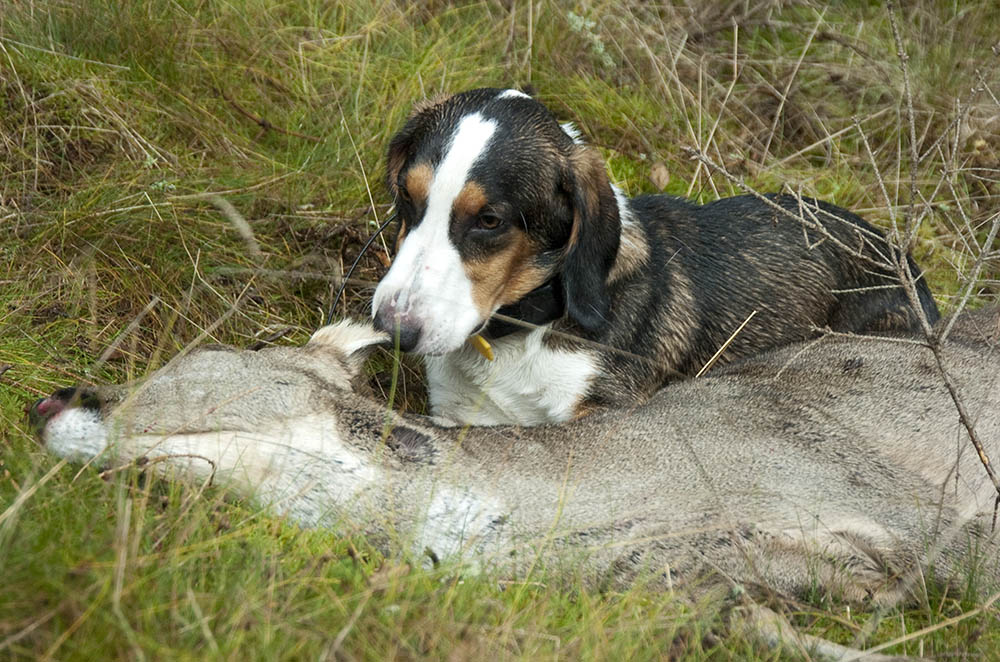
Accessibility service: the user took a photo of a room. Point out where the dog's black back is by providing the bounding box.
[574,193,939,405]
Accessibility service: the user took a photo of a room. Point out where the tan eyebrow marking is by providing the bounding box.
[464,234,547,317]
[453,181,487,218]
[404,162,433,203]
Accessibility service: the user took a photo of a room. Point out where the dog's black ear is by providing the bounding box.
[386,122,418,200]
[385,94,452,199]
[561,145,621,333]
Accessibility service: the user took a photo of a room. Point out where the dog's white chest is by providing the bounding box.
[424,327,599,426]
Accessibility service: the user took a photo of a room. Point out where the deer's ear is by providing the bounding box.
[309,321,389,375]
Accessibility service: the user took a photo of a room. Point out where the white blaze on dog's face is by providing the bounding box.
[373,113,499,354]
[372,88,622,355]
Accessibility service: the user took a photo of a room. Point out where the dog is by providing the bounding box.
[31,308,1000,658]
[371,88,940,425]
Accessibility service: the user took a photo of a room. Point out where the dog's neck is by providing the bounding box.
[483,278,565,339]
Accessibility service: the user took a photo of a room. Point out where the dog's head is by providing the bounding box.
[371,88,621,355]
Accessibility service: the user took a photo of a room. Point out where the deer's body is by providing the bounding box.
[37,311,1000,606]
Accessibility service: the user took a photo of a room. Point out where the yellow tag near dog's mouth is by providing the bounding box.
[469,334,494,361]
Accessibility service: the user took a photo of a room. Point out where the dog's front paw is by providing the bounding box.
[28,388,109,462]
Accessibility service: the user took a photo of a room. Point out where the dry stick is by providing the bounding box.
[684,148,891,271]
[931,344,1000,525]
[686,17,740,194]
[0,606,60,652]
[334,96,390,260]
[217,88,322,143]
[692,79,1000,644]
[0,36,131,70]
[489,306,762,381]
[83,296,161,381]
[884,0,1000,527]
[759,10,823,165]
[696,310,757,377]
[213,266,349,282]
[852,120,931,335]
[808,326,926,347]
[940,211,1000,344]
[839,590,1000,662]
[485,312,687,378]
[773,107,890,169]
[886,1,922,256]
[167,172,297,200]
[324,591,372,660]
[745,604,931,662]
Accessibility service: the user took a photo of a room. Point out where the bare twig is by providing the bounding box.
[745,604,932,662]
[697,310,758,377]
[759,10,823,164]
[940,211,1000,344]
[684,147,892,270]
[218,88,322,142]
[248,327,293,351]
[928,341,1000,529]
[839,590,1000,661]
[0,36,131,70]
[886,1,922,253]
[884,0,1000,526]
[87,296,161,379]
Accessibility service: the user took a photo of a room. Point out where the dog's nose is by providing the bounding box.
[373,304,422,352]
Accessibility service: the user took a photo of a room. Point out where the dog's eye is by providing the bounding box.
[396,183,411,203]
[476,213,505,231]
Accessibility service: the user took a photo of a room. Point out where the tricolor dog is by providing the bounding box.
[372,88,940,425]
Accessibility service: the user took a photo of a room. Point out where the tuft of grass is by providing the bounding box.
[2,0,999,659]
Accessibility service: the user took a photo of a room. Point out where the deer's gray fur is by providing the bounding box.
[37,309,1000,659]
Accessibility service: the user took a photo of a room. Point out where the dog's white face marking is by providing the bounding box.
[373,112,499,355]
[497,88,531,100]
[560,122,584,144]
[425,325,599,425]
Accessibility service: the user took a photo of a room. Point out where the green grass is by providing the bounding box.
[2,0,1000,658]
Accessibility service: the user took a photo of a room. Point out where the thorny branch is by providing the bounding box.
[682,147,896,268]
[886,0,1000,526]
[685,1,1000,528]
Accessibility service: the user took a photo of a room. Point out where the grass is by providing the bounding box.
[2,0,1000,658]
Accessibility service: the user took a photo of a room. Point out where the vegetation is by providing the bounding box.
[2,0,999,658]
